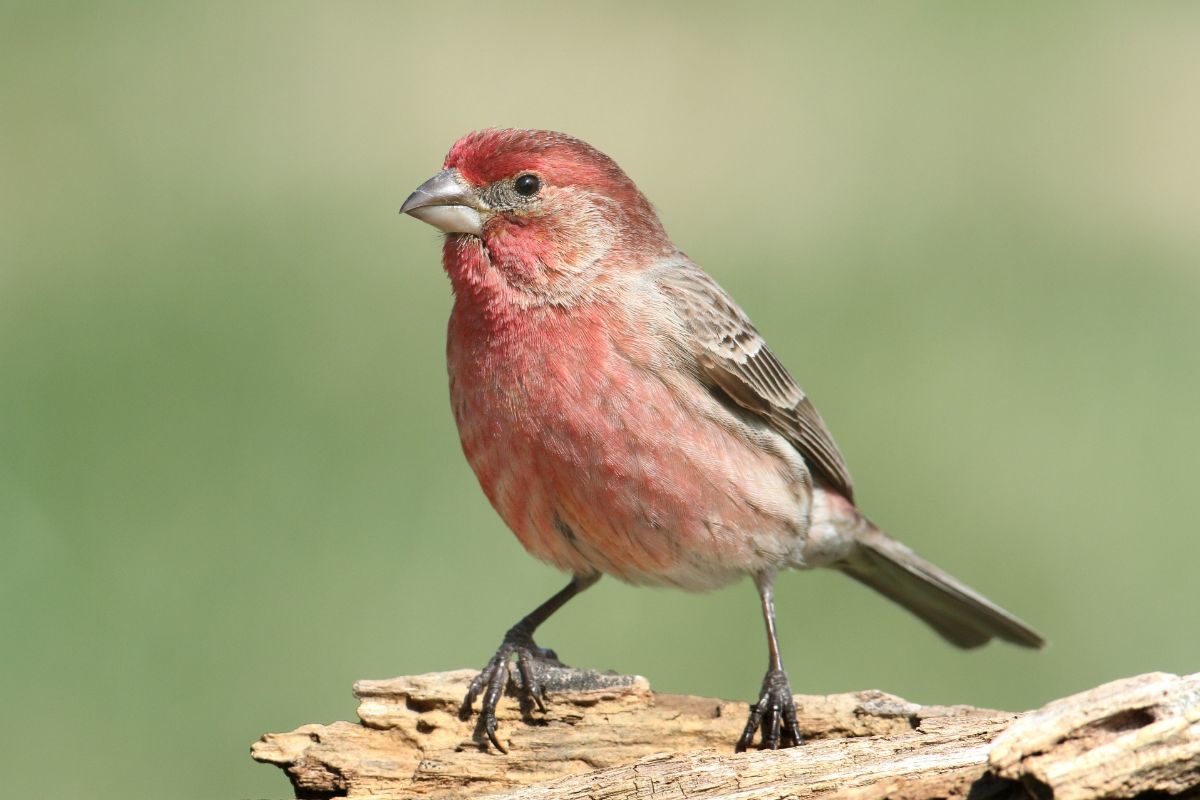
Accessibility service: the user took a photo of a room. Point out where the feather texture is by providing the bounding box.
[656,260,855,501]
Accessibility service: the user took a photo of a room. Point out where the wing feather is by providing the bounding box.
[656,260,855,500]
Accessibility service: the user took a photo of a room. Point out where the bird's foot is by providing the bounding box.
[736,668,804,751]
[460,625,566,753]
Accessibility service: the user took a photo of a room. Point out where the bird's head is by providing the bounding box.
[401,129,672,299]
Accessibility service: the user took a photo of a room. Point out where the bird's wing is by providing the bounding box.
[655,259,855,500]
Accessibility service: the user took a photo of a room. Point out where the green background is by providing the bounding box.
[3,3,1198,798]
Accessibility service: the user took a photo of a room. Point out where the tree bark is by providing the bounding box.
[251,669,1199,800]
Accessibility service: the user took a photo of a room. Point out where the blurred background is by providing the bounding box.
[3,2,1198,798]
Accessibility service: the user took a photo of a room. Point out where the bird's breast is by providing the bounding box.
[447,296,810,590]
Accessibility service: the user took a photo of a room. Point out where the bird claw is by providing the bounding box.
[460,626,565,753]
[735,668,804,751]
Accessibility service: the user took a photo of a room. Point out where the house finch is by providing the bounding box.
[400,129,1043,753]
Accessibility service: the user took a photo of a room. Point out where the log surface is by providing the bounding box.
[251,669,1200,800]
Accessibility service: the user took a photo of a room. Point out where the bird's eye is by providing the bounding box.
[514,174,541,197]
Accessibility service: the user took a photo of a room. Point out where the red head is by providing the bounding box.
[402,129,673,303]
[446,129,637,199]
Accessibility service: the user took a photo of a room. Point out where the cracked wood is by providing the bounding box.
[252,669,1200,800]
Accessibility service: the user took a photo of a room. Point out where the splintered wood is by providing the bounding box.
[251,669,1200,800]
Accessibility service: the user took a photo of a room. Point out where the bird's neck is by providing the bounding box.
[442,234,606,316]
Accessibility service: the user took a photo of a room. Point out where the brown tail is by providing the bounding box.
[838,519,1045,649]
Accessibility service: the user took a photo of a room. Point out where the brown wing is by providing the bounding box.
[657,260,855,501]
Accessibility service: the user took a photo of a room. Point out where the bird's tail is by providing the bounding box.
[837,518,1045,649]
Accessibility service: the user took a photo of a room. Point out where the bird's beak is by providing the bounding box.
[399,169,484,236]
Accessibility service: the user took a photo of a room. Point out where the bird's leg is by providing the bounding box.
[462,572,600,752]
[736,571,804,751]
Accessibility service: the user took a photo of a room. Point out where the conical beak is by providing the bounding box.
[399,169,484,235]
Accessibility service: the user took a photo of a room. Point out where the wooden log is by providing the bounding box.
[251,669,1200,799]
[989,671,1200,800]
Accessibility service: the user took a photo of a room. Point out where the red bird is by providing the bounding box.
[400,129,1043,753]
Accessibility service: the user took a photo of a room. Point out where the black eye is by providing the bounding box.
[514,174,541,197]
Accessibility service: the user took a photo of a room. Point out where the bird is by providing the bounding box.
[399,128,1044,753]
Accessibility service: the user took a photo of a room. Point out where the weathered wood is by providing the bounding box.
[989,672,1200,800]
[251,669,1200,800]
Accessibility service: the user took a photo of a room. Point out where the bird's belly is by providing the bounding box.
[449,318,810,591]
